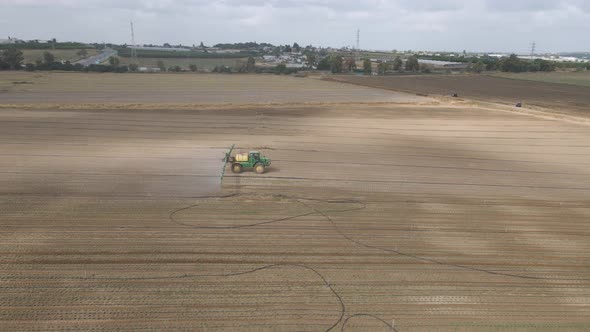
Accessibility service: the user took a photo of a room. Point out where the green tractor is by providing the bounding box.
[224,145,271,174]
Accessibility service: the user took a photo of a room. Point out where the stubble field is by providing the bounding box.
[1,72,589,331]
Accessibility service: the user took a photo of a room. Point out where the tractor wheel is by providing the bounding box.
[254,164,265,174]
[232,163,243,173]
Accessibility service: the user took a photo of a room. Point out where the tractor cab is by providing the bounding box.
[249,151,261,161]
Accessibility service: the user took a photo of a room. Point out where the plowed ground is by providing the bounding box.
[1,102,589,331]
[326,75,590,118]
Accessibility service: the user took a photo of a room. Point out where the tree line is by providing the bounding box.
[0,40,92,50]
[213,42,274,50]
[420,54,589,72]
[314,54,421,75]
[0,48,131,72]
[494,54,556,72]
[318,53,582,75]
[462,55,558,73]
[0,47,264,74]
[3,46,587,75]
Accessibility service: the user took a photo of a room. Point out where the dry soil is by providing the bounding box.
[0,74,589,331]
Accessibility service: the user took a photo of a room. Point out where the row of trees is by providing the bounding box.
[361,54,564,75]
[371,56,420,75]
[320,55,421,75]
[0,48,24,70]
[496,54,556,72]
[201,56,257,73]
[421,54,561,73]
[213,42,274,50]
[0,40,91,50]
[158,57,256,73]
[155,59,200,72]
[0,48,90,70]
[210,63,299,75]
[0,48,131,72]
[0,47,255,74]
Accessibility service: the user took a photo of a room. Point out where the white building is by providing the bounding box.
[138,67,161,73]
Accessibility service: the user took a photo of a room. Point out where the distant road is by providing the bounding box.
[76,48,117,66]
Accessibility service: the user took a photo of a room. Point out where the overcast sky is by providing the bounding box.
[1,0,589,53]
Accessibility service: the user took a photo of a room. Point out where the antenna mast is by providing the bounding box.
[356,28,360,60]
[130,21,137,64]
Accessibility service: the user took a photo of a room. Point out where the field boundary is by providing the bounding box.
[3,99,588,126]
[0,100,439,111]
[322,75,437,97]
[465,100,590,126]
[323,75,590,126]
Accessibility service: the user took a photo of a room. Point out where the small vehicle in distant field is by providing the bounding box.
[224,146,271,174]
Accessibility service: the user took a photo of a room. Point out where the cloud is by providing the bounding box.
[398,0,465,12]
[484,0,563,12]
[0,0,587,51]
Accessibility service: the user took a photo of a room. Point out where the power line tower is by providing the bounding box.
[530,41,536,59]
[356,28,360,60]
[130,21,138,64]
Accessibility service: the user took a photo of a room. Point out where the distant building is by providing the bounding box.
[418,59,468,69]
[132,46,190,52]
[518,55,588,63]
[138,67,161,73]
[214,49,241,54]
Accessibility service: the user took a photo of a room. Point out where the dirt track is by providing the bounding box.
[1,100,590,331]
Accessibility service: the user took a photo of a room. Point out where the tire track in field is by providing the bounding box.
[161,192,590,330]
[4,123,590,143]
[3,119,588,136]
[170,193,590,281]
[76,263,346,332]
[227,175,590,192]
[341,313,398,332]
[4,156,590,176]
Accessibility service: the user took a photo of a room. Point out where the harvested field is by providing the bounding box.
[1,94,590,331]
[0,72,429,106]
[326,75,590,117]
